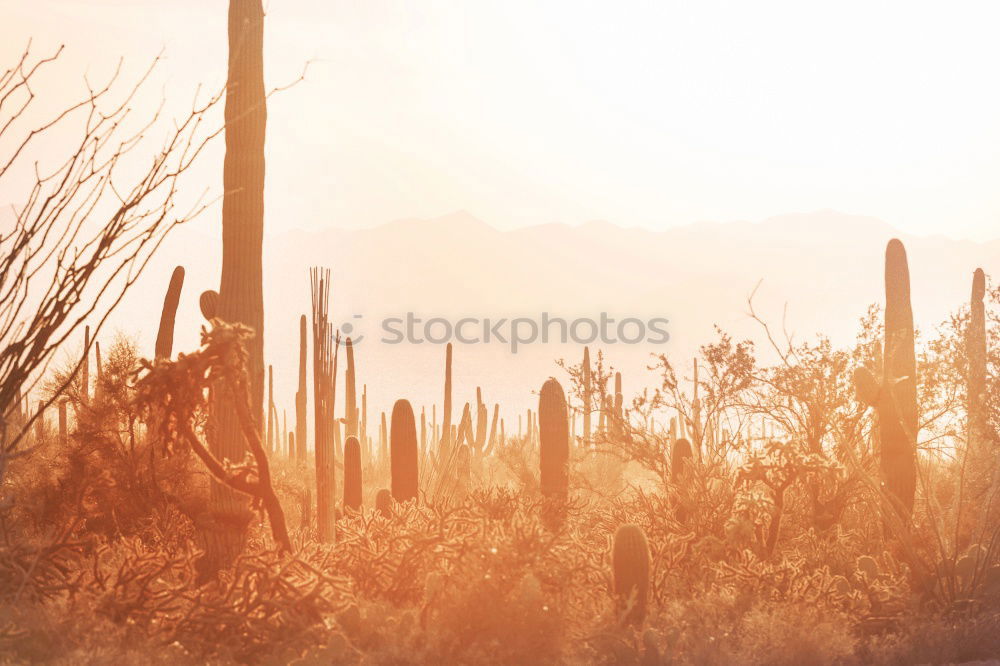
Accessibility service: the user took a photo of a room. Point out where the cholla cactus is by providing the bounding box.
[391,399,419,503]
[155,266,185,360]
[343,435,362,511]
[539,378,569,498]
[613,523,650,626]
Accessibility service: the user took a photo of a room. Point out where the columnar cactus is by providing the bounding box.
[487,403,499,451]
[380,411,388,462]
[968,268,987,450]
[295,314,307,463]
[81,325,90,403]
[475,387,488,451]
[345,337,358,437]
[94,341,103,403]
[420,406,427,458]
[613,524,650,625]
[457,403,474,448]
[58,398,67,446]
[441,343,453,458]
[266,364,274,453]
[613,372,623,438]
[343,435,362,511]
[311,268,336,542]
[855,239,918,515]
[203,0,267,575]
[155,266,185,360]
[539,378,569,498]
[391,399,419,502]
[361,384,368,458]
[582,346,592,447]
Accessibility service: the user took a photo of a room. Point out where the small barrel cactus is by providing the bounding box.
[613,523,650,626]
[343,435,362,511]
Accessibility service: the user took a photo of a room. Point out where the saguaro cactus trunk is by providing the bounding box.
[441,343,453,460]
[199,0,267,579]
[345,337,358,437]
[968,268,987,451]
[882,239,918,514]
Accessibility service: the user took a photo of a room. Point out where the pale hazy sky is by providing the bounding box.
[3,0,1000,240]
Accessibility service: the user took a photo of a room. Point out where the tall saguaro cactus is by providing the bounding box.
[200,0,267,577]
[155,266,185,360]
[441,343,453,460]
[539,378,569,498]
[854,239,918,516]
[295,314,307,463]
[390,399,419,503]
[882,239,918,513]
[968,268,987,451]
[311,268,337,542]
[345,337,358,437]
[582,346,592,447]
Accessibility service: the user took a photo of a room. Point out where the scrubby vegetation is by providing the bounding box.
[0,245,998,664]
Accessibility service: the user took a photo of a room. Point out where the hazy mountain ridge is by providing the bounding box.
[103,211,1000,423]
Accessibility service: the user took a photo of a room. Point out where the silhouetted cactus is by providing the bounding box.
[582,346,592,447]
[968,268,987,449]
[345,337,358,437]
[343,435,362,511]
[475,387,488,451]
[380,411,388,462]
[391,399,419,503]
[854,239,918,515]
[441,343,453,459]
[57,398,67,446]
[295,314,307,462]
[539,378,569,498]
[613,371,624,439]
[613,524,650,626]
[670,437,693,482]
[375,488,393,518]
[81,325,90,403]
[155,266,184,360]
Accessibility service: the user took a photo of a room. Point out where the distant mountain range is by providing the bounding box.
[97,210,1000,430]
